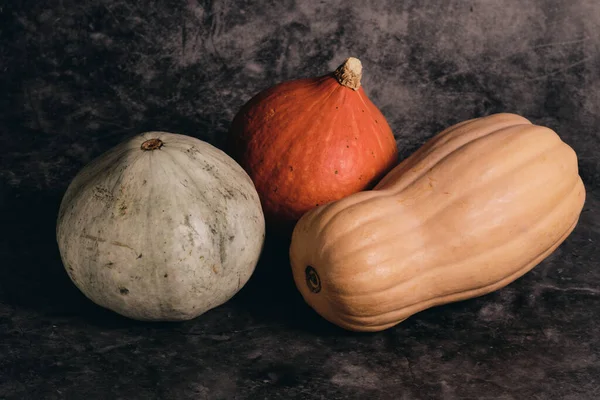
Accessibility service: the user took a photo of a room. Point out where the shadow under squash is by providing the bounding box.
[0,183,347,333]
[229,232,346,335]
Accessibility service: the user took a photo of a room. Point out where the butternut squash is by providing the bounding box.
[289,113,586,332]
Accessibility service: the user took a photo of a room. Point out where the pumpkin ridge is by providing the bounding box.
[355,89,389,156]
[317,196,398,260]
[329,87,357,175]
[83,150,140,232]
[255,79,339,174]
[255,94,342,218]
[367,113,387,161]
[57,147,125,223]
[312,191,383,234]
[314,192,386,258]
[107,150,147,207]
[332,141,578,294]
[329,216,580,331]
[383,123,540,195]
[79,148,155,317]
[322,155,581,318]
[327,177,583,316]
[309,87,348,187]
[159,148,228,289]
[165,158,229,315]
[276,81,344,178]
[360,90,400,171]
[239,78,327,119]
[92,148,141,200]
[386,123,560,197]
[142,147,181,318]
[374,114,532,190]
[259,81,359,220]
[166,146,229,218]
[346,93,383,182]
[318,133,565,265]
[242,80,331,165]
[430,114,531,150]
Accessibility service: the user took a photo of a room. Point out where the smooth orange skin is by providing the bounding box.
[227,74,399,232]
[290,113,586,332]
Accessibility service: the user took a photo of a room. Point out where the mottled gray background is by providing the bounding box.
[1,1,600,399]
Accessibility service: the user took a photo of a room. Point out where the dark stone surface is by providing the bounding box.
[1,0,599,398]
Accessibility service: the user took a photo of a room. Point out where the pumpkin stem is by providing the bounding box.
[141,138,163,151]
[333,57,362,91]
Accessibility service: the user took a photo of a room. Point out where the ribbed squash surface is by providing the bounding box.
[290,113,586,332]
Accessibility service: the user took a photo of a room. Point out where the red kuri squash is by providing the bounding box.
[227,57,399,232]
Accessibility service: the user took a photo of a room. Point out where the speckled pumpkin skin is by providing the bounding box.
[56,132,265,321]
[290,113,586,332]
[227,61,398,232]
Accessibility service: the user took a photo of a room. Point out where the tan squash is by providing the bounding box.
[290,113,586,332]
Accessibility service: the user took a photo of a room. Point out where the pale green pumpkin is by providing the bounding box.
[57,132,265,321]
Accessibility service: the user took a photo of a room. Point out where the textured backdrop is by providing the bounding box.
[1,1,600,399]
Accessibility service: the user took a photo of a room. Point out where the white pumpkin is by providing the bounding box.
[56,132,265,321]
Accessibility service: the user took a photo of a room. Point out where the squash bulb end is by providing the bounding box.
[305,265,321,293]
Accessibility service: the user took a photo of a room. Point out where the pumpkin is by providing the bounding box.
[290,113,586,332]
[56,132,265,321]
[227,57,398,232]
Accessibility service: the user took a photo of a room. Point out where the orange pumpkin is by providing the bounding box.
[227,57,398,232]
[290,113,586,332]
